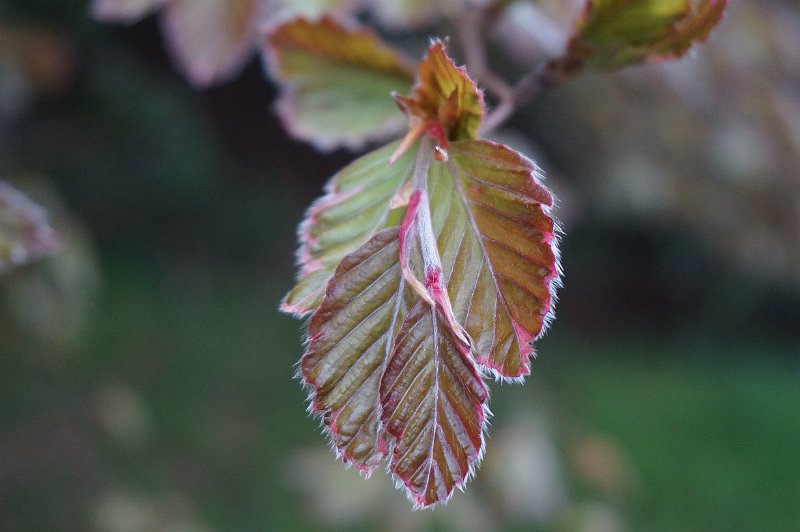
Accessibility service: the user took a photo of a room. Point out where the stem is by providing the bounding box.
[404,137,471,347]
[399,137,437,306]
[409,136,441,275]
[412,135,433,191]
[512,62,553,108]
[414,135,442,284]
[456,9,516,135]
[455,8,582,133]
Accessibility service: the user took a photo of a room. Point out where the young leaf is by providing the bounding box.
[567,0,728,69]
[265,17,416,151]
[397,42,558,378]
[281,142,417,315]
[161,0,263,87]
[0,181,60,274]
[301,227,411,473]
[428,140,559,379]
[647,0,729,60]
[395,40,484,146]
[381,300,488,508]
[300,179,491,505]
[283,40,485,314]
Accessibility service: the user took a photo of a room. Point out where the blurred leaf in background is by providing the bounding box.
[0,180,61,274]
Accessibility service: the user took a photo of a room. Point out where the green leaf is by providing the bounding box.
[0,181,60,274]
[281,142,417,314]
[648,0,728,59]
[570,0,728,69]
[265,17,416,151]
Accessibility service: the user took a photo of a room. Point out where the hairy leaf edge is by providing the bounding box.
[294,230,407,477]
[450,140,564,383]
[279,141,414,316]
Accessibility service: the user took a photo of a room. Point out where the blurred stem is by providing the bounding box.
[456,9,515,134]
[514,44,588,107]
[512,62,557,107]
[457,7,585,133]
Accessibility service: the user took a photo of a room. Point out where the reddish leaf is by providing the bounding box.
[381,300,488,508]
[299,175,491,505]
[429,140,560,379]
[286,41,560,508]
[381,186,489,507]
[302,227,411,473]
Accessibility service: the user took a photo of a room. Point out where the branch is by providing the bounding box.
[455,9,515,134]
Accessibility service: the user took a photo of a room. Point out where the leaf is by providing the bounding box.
[302,227,411,473]
[429,140,560,379]
[0,181,60,274]
[90,0,165,23]
[395,40,484,145]
[160,0,263,87]
[381,300,488,508]
[649,0,728,59]
[281,142,417,315]
[568,0,728,69]
[282,40,479,314]
[265,16,415,151]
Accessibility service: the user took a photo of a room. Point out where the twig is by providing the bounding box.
[455,10,516,134]
[456,8,583,133]
[512,62,554,107]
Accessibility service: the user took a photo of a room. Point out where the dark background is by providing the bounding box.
[1,1,799,530]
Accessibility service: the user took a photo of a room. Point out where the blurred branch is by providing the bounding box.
[457,7,579,133]
[456,9,515,133]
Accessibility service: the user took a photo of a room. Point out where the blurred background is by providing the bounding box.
[1,0,799,530]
